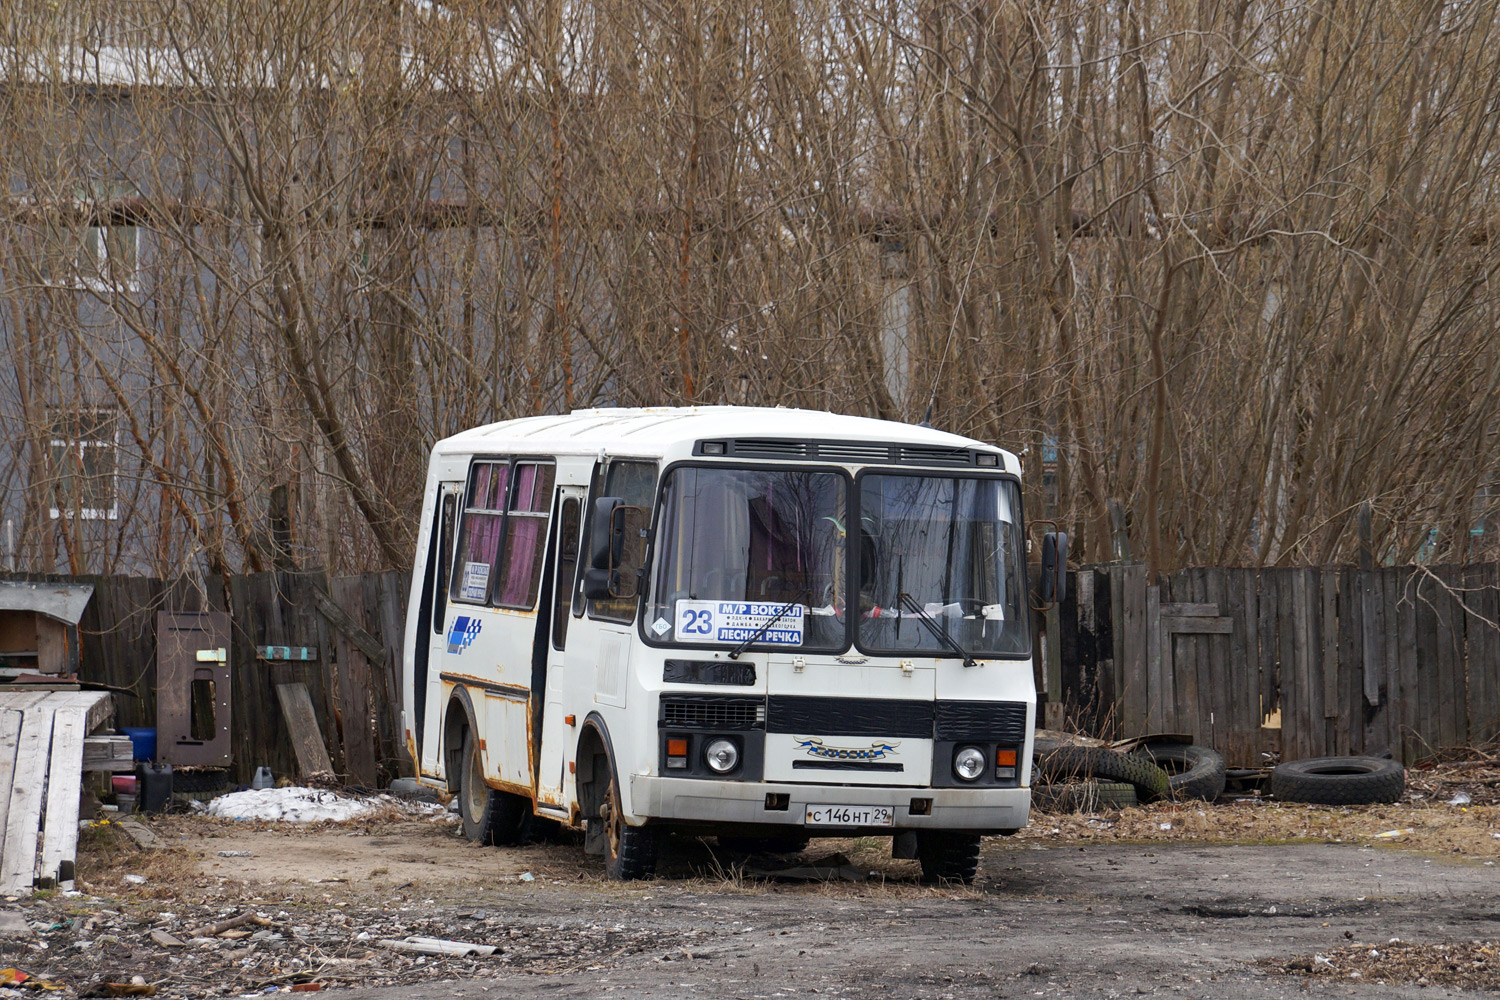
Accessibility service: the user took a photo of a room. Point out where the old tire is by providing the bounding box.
[1135,743,1227,801]
[718,834,811,855]
[1034,745,1170,804]
[1033,780,1137,813]
[601,760,658,880]
[1271,756,1405,805]
[916,830,981,884]
[459,731,528,845]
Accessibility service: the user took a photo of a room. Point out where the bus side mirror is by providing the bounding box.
[1040,531,1069,605]
[583,498,644,600]
[588,497,624,571]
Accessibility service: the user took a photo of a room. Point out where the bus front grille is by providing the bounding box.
[660,696,767,731]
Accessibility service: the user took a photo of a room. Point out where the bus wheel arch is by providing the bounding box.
[574,716,612,824]
[442,687,479,794]
[576,715,658,879]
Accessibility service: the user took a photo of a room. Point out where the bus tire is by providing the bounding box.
[459,730,527,846]
[915,830,981,884]
[601,759,658,880]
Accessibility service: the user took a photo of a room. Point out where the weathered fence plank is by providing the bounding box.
[331,577,378,787]
[1466,564,1500,745]
[1222,567,1254,765]
[1436,567,1468,751]
[1116,566,1146,740]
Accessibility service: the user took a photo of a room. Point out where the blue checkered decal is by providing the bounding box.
[446,615,482,654]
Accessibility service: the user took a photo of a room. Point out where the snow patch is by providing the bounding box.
[205,787,378,822]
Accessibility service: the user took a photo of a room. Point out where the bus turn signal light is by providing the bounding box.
[667,738,689,768]
[995,748,1017,766]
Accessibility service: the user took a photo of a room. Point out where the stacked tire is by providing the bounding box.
[1033,745,1171,807]
[1133,742,1227,802]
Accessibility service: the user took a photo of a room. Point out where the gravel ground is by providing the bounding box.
[0,768,1496,999]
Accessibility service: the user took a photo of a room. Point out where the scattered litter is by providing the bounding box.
[1,968,62,991]
[81,980,157,997]
[0,910,32,939]
[185,912,272,938]
[1447,792,1471,806]
[217,850,254,858]
[1372,829,1412,839]
[1159,822,1172,831]
[288,985,322,993]
[122,874,147,885]
[147,929,184,948]
[518,872,535,882]
[377,936,498,957]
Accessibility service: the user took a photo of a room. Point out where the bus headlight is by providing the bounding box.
[953,746,986,782]
[705,738,740,774]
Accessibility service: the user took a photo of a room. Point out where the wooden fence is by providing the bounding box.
[1049,564,1500,766]
[0,571,409,786]
[13,560,1500,780]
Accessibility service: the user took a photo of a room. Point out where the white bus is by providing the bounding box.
[401,407,1064,882]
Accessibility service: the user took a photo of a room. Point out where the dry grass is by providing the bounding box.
[1020,754,1500,860]
[1020,800,1499,860]
[1268,940,1500,990]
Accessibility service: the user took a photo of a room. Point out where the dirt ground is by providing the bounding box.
[3,781,1498,999]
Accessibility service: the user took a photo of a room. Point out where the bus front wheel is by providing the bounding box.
[459,730,528,846]
[599,759,658,880]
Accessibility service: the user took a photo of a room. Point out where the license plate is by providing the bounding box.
[804,804,894,827]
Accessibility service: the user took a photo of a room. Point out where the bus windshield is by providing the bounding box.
[646,466,848,651]
[856,473,1028,657]
[646,464,1030,658]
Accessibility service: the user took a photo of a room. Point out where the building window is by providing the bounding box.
[40,184,140,293]
[48,407,119,521]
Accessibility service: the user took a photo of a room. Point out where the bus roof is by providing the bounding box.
[433,406,1017,466]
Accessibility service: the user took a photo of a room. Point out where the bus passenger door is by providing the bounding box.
[535,486,585,811]
[420,483,461,777]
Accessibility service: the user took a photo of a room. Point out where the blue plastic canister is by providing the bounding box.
[121,726,157,762]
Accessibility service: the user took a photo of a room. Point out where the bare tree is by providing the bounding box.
[2,0,1499,575]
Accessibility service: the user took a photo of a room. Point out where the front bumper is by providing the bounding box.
[630,774,1030,833]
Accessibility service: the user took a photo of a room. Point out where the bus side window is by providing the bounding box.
[552,497,581,650]
[587,460,657,623]
[432,491,457,634]
[451,461,509,604]
[493,462,556,609]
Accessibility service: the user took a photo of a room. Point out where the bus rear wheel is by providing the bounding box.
[600,761,658,880]
[459,730,528,846]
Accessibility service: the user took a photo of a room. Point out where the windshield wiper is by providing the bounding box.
[727,598,801,660]
[896,592,977,667]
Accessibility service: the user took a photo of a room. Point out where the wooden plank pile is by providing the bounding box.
[0,690,113,893]
[82,735,134,772]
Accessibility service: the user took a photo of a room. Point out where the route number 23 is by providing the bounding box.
[681,609,715,635]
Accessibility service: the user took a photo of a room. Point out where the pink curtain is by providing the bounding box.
[499,518,543,605]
